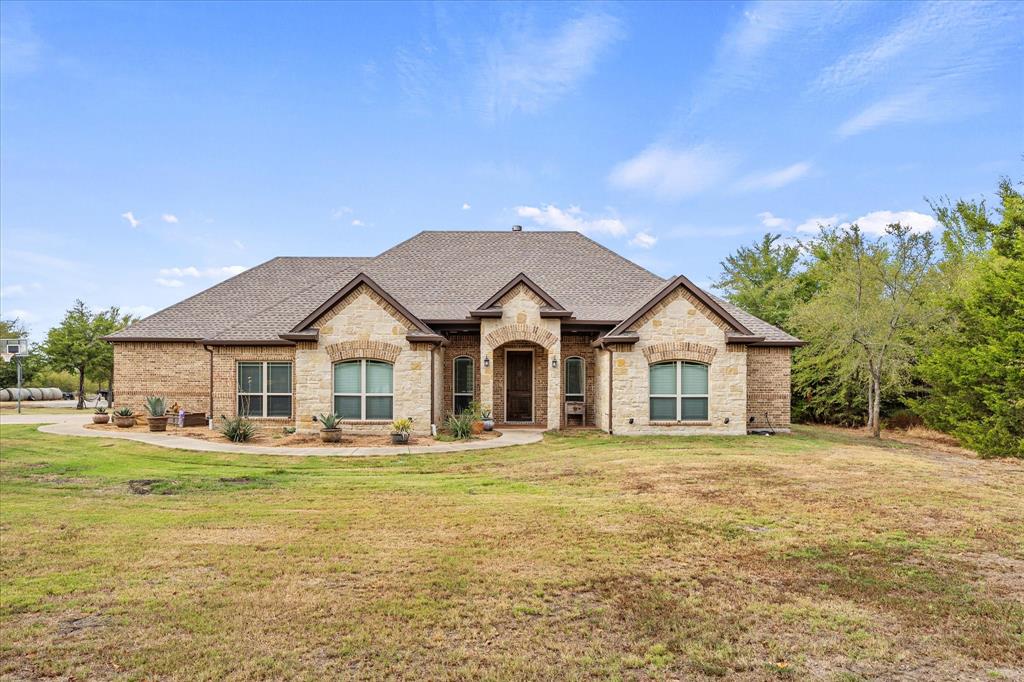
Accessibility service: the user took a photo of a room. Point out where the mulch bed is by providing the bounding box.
[84,422,501,448]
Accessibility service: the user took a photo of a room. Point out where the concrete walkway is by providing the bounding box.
[0,412,544,457]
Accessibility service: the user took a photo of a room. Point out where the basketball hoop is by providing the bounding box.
[1,352,13,364]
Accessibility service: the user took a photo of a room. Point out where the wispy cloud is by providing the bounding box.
[154,278,184,288]
[515,204,627,237]
[161,213,179,224]
[462,202,471,210]
[757,211,789,229]
[822,2,1022,136]
[331,206,353,220]
[351,219,364,227]
[121,211,140,228]
[795,215,842,234]
[0,6,42,76]
[608,143,736,200]
[123,305,156,318]
[629,231,658,249]
[736,161,812,191]
[159,265,247,278]
[668,224,754,238]
[3,249,76,271]
[5,308,38,323]
[480,11,624,120]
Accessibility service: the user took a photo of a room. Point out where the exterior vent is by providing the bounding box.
[512,224,522,232]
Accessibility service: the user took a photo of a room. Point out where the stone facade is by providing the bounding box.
[608,287,748,435]
[112,342,210,415]
[746,346,792,431]
[479,285,561,429]
[294,284,433,435]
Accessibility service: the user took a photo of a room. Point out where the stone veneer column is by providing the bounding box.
[547,337,561,430]
[480,327,495,417]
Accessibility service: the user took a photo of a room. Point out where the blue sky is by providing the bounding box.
[2,0,1021,339]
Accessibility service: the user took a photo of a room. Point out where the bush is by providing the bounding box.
[220,416,257,442]
[885,409,923,431]
[25,368,79,393]
[444,412,474,440]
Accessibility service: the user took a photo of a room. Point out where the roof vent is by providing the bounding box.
[511,224,522,232]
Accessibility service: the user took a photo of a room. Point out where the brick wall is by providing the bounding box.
[746,346,792,430]
[492,343,548,426]
[442,334,480,417]
[560,333,597,427]
[211,345,297,425]
[112,342,209,415]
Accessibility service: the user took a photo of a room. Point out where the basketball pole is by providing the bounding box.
[16,354,23,415]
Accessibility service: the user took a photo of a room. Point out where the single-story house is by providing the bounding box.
[107,229,802,435]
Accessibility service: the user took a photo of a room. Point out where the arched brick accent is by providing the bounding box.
[484,324,558,349]
[325,340,401,363]
[642,341,717,365]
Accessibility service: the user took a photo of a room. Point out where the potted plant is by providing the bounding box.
[112,406,135,428]
[467,400,484,435]
[93,407,110,424]
[481,408,494,432]
[145,396,169,432]
[317,412,343,443]
[391,418,412,444]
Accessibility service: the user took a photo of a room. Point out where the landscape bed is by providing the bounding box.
[0,424,1021,680]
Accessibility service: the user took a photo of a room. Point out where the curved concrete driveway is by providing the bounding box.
[1,412,543,457]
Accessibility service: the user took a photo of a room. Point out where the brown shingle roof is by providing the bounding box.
[108,231,801,345]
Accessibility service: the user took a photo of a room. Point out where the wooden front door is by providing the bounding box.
[506,351,533,422]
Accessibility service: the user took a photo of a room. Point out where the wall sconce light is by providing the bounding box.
[551,357,558,368]
[484,356,490,368]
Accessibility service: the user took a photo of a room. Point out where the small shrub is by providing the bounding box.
[317,412,341,429]
[445,412,474,440]
[220,415,257,442]
[391,418,413,434]
[113,406,134,417]
[886,409,923,431]
[144,396,166,417]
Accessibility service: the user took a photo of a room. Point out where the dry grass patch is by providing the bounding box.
[1,423,1022,680]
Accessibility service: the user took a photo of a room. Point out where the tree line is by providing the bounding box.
[1,301,136,409]
[715,177,1022,458]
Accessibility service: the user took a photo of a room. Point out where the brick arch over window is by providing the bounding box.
[324,340,402,364]
[484,324,558,349]
[642,341,717,365]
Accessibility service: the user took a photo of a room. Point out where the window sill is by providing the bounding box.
[649,421,712,426]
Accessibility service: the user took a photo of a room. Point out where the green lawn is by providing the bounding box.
[1,424,1021,680]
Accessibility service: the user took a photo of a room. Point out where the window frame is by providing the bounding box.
[564,356,585,402]
[236,361,293,418]
[333,359,394,421]
[648,360,709,422]
[452,356,474,414]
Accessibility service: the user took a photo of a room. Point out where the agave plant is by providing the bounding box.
[317,412,341,429]
[94,406,108,415]
[219,415,256,442]
[113,406,134,417]
[144,396,166,417]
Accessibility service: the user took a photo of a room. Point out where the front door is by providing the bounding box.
[506,351,533,422]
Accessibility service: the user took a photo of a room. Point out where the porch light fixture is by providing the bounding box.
[551,357,558,368]
[484,355,490,368]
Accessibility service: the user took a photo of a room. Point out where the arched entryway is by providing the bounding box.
[492,341,548,426]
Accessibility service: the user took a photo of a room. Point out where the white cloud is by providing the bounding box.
[351,219,364,227]
[331,206,353,220]
[608,143,736,200]
[480,11,624,119]
[837,87,933,138]
[462,202,471,210]
[161,213,179,224]
[852,210,937,235]
[155,278,184,288]
[159,265,247,278]
[121,211,140,228]
[515,204,627,237]
[5,308,37,323]
[124,305,156,318]
[736,161,812,191]
[629,231,658,249]
[795,215,842,234]
[758,211,789,229]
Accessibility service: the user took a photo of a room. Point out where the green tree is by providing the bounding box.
[88,307,137,401]
[41,301,133,409]
[915,179,1024,457]
[791,223,940,437]
[0,318,37,388]
[713,233,808,328]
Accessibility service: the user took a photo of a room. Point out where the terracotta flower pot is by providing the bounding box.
[148,416,169,432]
[471,420,484,435]
[320,428,343,443]
[93,414,110,424]
[113,415,135,428]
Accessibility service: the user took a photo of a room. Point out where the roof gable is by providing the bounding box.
[471,272,572,319]
[290,272,436,335]
[607,275,755,338]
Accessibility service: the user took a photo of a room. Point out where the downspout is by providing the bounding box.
[607,347,614,435]
[203,344,214,421]
[430,346,436,432]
